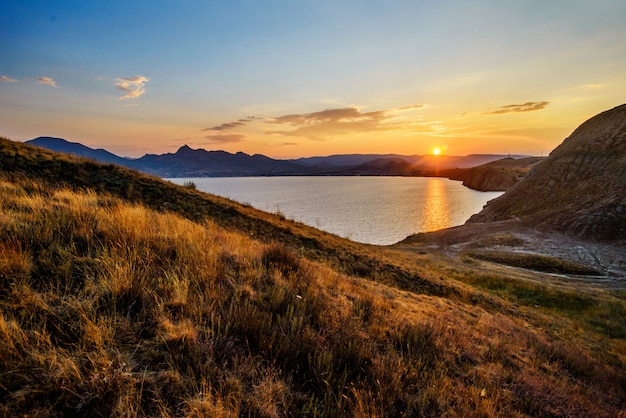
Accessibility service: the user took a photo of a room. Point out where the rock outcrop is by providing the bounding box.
[468,104,626,242]
[452,157,544,191]
[461,166,518,191]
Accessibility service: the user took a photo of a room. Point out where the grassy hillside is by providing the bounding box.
[1,138,625,416]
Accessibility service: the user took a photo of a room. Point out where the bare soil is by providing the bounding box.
[396,220,626,290]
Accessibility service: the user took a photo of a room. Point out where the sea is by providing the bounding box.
[167,176,503,246]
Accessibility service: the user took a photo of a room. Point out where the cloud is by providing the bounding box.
[37,76,57,87]
[114,75,149,100]
[204,134,246,144]
[581,83,605,89]
[203,116,261,131]
[208,121,246,131]
[270,107,375,125]
[267,107,390,140]
[396,104,424,111]
[202,105,430,143]
[0,75,17,83]
[484,101,550,115]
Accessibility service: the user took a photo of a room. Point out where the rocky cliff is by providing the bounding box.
[468,104,626,242]
[452,157,544,191]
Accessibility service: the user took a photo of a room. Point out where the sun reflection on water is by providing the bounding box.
[423,178,450,232]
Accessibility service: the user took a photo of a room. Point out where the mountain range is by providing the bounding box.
[25,136,529,179]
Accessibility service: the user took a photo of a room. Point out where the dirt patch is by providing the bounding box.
[396,220,626,289]
[464,250,602,276]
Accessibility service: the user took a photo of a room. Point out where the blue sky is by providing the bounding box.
[1,0,625,157]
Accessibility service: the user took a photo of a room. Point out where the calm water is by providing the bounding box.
[167,177,503,245]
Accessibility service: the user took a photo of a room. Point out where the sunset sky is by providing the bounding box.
[1,1,625,158]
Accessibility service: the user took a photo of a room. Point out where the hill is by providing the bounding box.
[1,137,625,416]
[27,136,131,166]
[468,104,626,241]
[444,157,545,191]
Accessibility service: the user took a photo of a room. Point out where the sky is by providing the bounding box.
[1,1,625,159]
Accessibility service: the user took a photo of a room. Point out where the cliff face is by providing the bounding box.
[461,167,517,191]
[468,104,626,242]
[456,157,543,191]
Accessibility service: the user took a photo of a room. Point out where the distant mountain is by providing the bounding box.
[26,137,130,166]
[294,153,529,170]
[468,104,626,241]
[25,138,309,177]
[25,136,532,183]
[293,154,417,167]
[131,145,307,177]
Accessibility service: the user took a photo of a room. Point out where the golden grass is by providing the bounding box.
[0,139,625,416]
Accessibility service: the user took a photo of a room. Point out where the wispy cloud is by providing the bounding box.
[268,107,390,140]
[0,75,18,83]
[484,101,550,115]
[114,75,149,100]
[203,116,261,131]
[270,107,381,125]
[37,76,57,87]
[203,104,431,143]
[204,134,246,144]
[581,83,605,89]
[396,104,424,111]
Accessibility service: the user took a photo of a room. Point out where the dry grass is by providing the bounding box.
[0,138,625,416]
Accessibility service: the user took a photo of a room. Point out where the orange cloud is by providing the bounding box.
[0,75,17,83]
[203,116,260,131]
[204,134,246,143]
[484,101,550,115]
[268,107,390,140]
[114,75,149,100]
[37,76,57,87]
[396,104,424,111]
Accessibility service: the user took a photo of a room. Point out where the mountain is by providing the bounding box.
[25,138,308,177]
[468,104,626,241]
[131,145,307,177]
[26,136,130,166]
[295,153,529,170]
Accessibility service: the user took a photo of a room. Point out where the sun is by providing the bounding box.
[432,147,441,156]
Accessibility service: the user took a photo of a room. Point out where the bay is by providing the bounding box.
[167,177,503,245]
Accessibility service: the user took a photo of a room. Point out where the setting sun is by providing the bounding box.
[433,147,441,156]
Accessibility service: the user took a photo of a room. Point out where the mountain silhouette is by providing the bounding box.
[26,137,130,166]
[25,137,527,180]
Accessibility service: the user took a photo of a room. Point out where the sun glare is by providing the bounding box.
[433,147,441,156]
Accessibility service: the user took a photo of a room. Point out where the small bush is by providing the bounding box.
[261,244,301,275]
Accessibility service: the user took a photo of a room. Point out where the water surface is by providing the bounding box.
[168,176,503,245]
